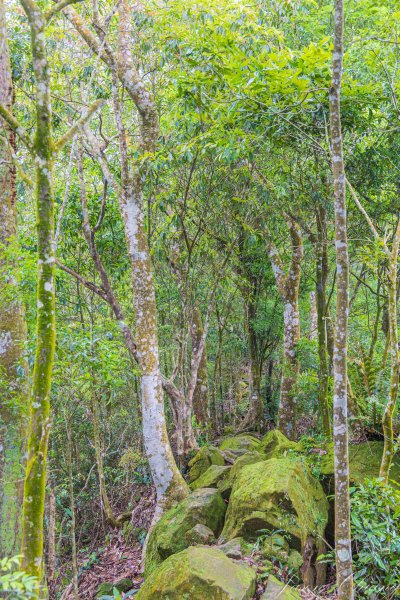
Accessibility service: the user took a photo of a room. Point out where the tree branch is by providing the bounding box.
[44,0,84,22]
[0,102,33,152]
[347,177,389,257]
[53,99,104,153]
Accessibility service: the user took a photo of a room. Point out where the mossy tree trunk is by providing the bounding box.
[267,217,303,440]
[0,0,28,557]
[19,0,55,584]
[329,0,354,596]
[0,0,101,583]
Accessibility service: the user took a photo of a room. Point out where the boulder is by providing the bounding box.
[190,464,231,491]
[144,488,226,576]
[217,537,254,560]
[319,441,400,484]
[218,452,264,499]
[221,458,328,550]
[188,446,225,483]
[96,578,134,598]
[185,523,215,545]
[137,546,256,600]
[219,433,260,456]
[261,575,301,599]
[259,430,299,458]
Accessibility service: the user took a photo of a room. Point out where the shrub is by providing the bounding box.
[351,479,400,599]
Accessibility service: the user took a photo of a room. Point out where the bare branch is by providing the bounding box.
[347,177,389,257]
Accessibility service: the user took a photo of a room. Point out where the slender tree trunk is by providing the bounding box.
[247,297,263,427]
[20,3,55,586]
[191,303,210,428]
[66,425,79,600]
[316,207,331,435]
[47,486,56,598]
[268,218,303,440]
[380,263,399,480]
[329,0,354,595]
[238,291,263,431]
[309,292,318,340]
[0,0,27,556]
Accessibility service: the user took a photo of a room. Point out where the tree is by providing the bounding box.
[0,0,101,583]
[329,0,354,596]
[266,216,303,440]
[0,0,28,556]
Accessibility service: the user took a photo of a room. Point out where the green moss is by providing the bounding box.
[188,446,225,483]
[261,574,301,599]
[218,452,265,499]
[145,488,226,576]
[190,465,231,491]
[258,430,299,458]
[219,434,260,456]
[260,533,289,562]
[138,546,256,600]
[221,458,328,548]
[319,441,400,483]
[184,523,215,545]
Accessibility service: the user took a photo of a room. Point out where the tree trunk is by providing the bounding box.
[20,4,56,586]
[191,303,210,428]
[309,292,318,340]
[268,217,303,440]
[116,0,188,516]
[329,0,354,595]
[47,486,56,598]
[0,0,27,556]
[66,425,79,600]
[380,264,399,480]
[316,206,331,435]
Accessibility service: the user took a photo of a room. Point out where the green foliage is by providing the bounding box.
[350,479,400,598]
[0,556,38,599]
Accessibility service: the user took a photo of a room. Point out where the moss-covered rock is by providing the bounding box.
[137,546,256,600]
[190,465,231,491]
[261,575,301,599]
[259,430,299,458]
[188,446,225,483]
[221,457,328,550]
[319,441,400,483]
[145,488,226,576]
[185,523,215,545]
[219,433,260,456]
[217,537,254,559]
[96,578,134,598]
[260,533,289,562]
[218,452,265,499]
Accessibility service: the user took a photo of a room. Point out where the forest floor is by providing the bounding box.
[58,428,348,599]
[59,485,156,599]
